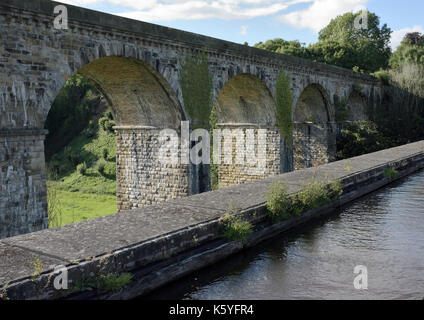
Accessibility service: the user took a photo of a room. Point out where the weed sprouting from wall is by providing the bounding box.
[179,50,213,128]
[209,106,219,190]
[383,167,399,180]
[220,205,253,244]
[266,178,343,222]
[276,70,293,143]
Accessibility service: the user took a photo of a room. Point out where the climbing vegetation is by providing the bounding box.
[179,50,213,128]
[276,70,293,143]
[209,106,219,190]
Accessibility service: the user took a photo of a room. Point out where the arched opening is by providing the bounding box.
[212,74,281,189]
[346,91,368,121]
[293,84,335,170]
[44,56,187,227]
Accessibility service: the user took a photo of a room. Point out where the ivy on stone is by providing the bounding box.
[276,70,293,143]
[179,50,213,129]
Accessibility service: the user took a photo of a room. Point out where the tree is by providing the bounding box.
[403,32,424,45]
[254,11,391,73]
[254,38,310,59]
[315,10,392,72]
[390,32,424,69]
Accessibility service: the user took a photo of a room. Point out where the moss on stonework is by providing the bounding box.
[276,70,293,143]
[179,50,213,128]
[209,106,219,190]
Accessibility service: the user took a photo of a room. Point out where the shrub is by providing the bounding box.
[266,179,344,222]
[98,117,115,133]
[297,179,332,211]
[329,180,344,200]
[220,213,253,244]
[95,159,107,176]
[102,148,109,160]
[266,182,293,222]
[336,121,393,160]
[64,146,81,167]
[76,162,87,175]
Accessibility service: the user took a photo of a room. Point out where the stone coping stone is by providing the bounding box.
[1,140,424,287]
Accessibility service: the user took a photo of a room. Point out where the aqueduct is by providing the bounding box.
[0,0,381,238]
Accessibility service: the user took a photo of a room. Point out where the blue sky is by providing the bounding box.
[56,0,424,50]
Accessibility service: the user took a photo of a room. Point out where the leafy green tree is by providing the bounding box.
[45,74,101,159]
[307,40,357,69]
[255,11,391,73]
[254,38,310,59]
[312,10,392,72]
[389,32,424,69]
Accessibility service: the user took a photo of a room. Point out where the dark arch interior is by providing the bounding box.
[214,74,277,126]
[346,91,368,121]
[294,84,330,124]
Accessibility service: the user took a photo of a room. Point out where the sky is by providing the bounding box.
[55,0,424,51]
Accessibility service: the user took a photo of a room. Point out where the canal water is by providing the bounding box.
[145,169,424,300]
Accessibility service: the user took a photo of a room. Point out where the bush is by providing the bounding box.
[266,179,344,222]
[297,179,332,211]
[98,117,115,133]
[102,148,109,160]
[64,146,81,167]
[266,182,293,222]
[95,159,107,176]
[336,121,393,160]
[76,162,87,175]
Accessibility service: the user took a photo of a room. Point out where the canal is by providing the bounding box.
[144,169,424,300]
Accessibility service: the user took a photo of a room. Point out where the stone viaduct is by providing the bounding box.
[0,0,382,239]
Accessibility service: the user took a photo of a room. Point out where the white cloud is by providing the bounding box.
[53,0,311,22]
[56,0,157,10]
[390,25,424,51]
[279,0,368,33]
[118,1,292,21]
[240,25,248,35]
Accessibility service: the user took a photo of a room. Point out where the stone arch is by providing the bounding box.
[214,74,277,126]
[294,83,331,124]
[212,74,281,188]
[345,90,368,121]
[44,56,189,212]
[47,56,185,130]
[293,83,335,170]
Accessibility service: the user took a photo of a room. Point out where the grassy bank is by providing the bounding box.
[48,188,117,227]
[46,101,118,227]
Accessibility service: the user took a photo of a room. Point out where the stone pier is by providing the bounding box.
[0,130,48,238]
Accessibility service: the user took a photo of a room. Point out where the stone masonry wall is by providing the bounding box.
[217,127,281,188]
[116,128,189,211]
[0,0,380,238]
[0,130,48,239]
[293,123,337,170]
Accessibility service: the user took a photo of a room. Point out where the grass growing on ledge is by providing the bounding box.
[73,272,133,294]
[220,207,253,244]
[383,167,399,180]
[266,179,343,222]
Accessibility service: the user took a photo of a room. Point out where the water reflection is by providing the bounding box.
[144,170,424,300]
